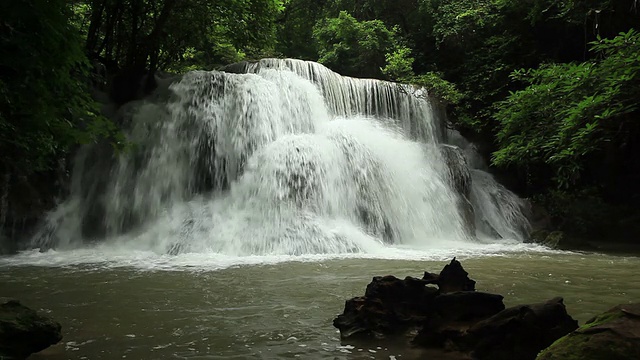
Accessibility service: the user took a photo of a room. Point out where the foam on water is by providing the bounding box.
[22,59,531,266]
[0,242,560,271]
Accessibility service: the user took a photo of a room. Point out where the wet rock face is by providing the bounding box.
[451,297,578,360]
[333,258,494,340]
[537,303,640,360]
[334,259,578,360]
[438,145,475,237]
[414,291,506,349]
[0,300,62,359]
[428,257,476,293]
[439,145,471,199]
[333,275,438,338]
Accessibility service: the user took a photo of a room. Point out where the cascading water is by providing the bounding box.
[31,59,529,255]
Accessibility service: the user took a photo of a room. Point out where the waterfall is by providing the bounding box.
[31,59,529,255]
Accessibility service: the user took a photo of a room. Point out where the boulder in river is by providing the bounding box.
[333,258,481,339]
[334,259,578,360]
[449,297,578,360]
[536,303,640,360]
[0,300,62,359]
[332,275,438,338]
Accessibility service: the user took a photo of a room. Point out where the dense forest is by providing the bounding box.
[1,0,639,248]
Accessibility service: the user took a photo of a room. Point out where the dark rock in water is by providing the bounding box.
[421,258,476,293]
[334,259,578,360]
[333,275,438,338]
[453,297,578,360]
[333,258,480,339]
[432,292,505,322]
[537,303,640,360]
[529,230,588,250]
[542,231,564,249]
[415,292,505,348]
[529,229,549,244]
[529,229,568,249]
[0,300,62,359]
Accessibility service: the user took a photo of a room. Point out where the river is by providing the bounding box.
[2,246,639,359]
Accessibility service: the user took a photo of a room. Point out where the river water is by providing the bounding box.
[2,245,639,359]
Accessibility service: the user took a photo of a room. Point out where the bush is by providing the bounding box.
[0,0,121,174]
[492,29,640,189]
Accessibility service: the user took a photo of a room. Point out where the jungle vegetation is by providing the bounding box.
[1,0,639,240]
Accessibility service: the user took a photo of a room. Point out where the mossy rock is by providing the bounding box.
[537,303,640,360]
[529,229,549,244]
[542,231,564,249]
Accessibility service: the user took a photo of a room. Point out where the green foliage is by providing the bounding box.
[381,46,414,80]
[276,0,329,59]
[0,0,122,173]
[381,47,461,104]
[276,0,640,237]
[313,11,402,78]
[81,0,284,72]
[533,188,621,237]
[410,73,463,105]
[0,0,284,178]
[493,29,640,188]
[1,0,638,240]
[423,0,502,46]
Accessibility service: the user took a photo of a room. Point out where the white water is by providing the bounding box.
[27,59,529,263]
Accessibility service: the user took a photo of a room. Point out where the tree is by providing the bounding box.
[493,29,640,191]
[313,11,402,78]
[0,0,118,174]
[276,0,329,59]
[80,0,284,74]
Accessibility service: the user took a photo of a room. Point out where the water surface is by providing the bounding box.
[2,248,639,359]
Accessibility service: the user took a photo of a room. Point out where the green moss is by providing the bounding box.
[581,309,624,330]
[537,334,589,360]
[543,231,563,249]
[537,332,638,360]
[537,307,638,360]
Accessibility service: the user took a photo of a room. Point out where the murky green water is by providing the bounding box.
[2,251,639,359]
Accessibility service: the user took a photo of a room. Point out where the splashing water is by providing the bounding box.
[31,59,529,256]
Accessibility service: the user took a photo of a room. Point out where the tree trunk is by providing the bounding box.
[85,0,106,56]
[135,0,178,74]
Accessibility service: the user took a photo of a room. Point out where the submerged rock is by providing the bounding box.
[537,303,640,360]
[0,300,62,359]
[334,259,577,360]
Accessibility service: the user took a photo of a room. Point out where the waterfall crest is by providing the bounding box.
[32,59,529,255]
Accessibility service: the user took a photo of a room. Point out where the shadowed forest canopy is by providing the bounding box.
[1,0,639,241]
[1,0,283,172]
[79,0,283,72]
